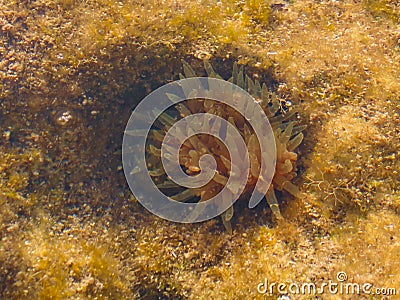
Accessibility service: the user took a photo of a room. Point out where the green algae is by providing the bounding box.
[1,0,400,298]
[365,0,400,23]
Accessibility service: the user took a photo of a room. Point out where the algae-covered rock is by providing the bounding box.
[1,0,399,298]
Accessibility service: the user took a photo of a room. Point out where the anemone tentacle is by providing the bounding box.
[145,60,306,232]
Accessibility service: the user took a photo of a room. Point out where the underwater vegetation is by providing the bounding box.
[146,60,305,232]
[0,0,399,298]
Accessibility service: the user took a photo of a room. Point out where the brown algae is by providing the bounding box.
[1,0,400,298]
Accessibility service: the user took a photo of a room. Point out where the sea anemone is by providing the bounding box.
[145,60,306,232]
